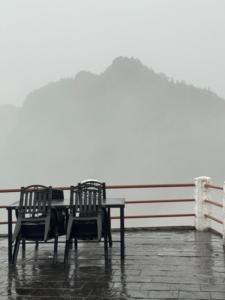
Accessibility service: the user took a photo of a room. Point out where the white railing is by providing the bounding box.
[194,176,224,245]
[0,176,224,246]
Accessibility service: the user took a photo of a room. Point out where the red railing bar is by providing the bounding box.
[111,213,195,219]
[204,214,223,224]
[126,198,195,204]
[0,187,71,193]
[0,187,71,194]
[0,188,21,193]
[0,186,71,193]
[107,183,195,189]
[205,184,223,190]
[0,221,16,225]
[205,199,223,208]
[0,183,195,193]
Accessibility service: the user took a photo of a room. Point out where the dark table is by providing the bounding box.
[7,197,125,264]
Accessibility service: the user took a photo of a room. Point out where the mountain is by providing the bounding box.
[1,57,225,187]
[0,104,19,146]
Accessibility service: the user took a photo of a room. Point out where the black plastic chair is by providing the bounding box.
[12,185,59,265]
[79,180,112,246]
[64,183,109,263]
[34,188,66,250]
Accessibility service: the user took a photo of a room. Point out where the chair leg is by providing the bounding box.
[66,217,73,240]
[35,241,39,251]
[22,239,26,253]
[74,238,77,250]
[44,215,51,241]
[64,239,71,265]
[21,239,26,259]
[54,235,58,255]
[12,217,22,242]
[53,235,58,263]
[12,236,21,266]
[108,231,112,247]
[107,209,112,247]
[104,226,108,252]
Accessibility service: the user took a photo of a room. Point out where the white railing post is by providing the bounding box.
[223,182,225,246]
[194,176,212,231]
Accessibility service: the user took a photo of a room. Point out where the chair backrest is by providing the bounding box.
[69,185,80,216]
[18,185,52,218]
[52,189,64,200]
[80,180,106,201]
[69,181,106,216]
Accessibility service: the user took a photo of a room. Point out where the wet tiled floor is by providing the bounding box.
[0,229,225,299]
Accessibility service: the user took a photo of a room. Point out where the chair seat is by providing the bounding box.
[55,209,67,235]
[70,219,99,240]
[69,210,108,241]
[21,222,56,241]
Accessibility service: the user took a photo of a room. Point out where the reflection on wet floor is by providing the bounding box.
[1,230,225,299]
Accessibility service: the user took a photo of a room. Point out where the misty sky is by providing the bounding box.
[0,0,225,106]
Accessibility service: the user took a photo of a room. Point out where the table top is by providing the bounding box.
[9,197,125,209]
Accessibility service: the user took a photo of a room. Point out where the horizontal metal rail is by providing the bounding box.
[204,214,223,225]
[0,188,21,193]
[0,221,16,225]
[0,187,70,193]
[205,183,223,191]
[0,183,195,194]
[107,183,195,189]
[205,199,223,208]
[126,198,194,204]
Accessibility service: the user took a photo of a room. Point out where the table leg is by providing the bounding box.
[120,206,125,260]
[7,208,12,264]
[107,208,112,247]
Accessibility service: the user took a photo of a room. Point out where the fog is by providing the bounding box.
[0,1,225,232]
[1,0,225,106]
[1,0,225,185]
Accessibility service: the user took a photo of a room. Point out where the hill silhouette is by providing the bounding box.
[0,105,19,147]
[1,56,225,187]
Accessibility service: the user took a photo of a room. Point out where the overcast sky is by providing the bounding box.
[0,0,225,106]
